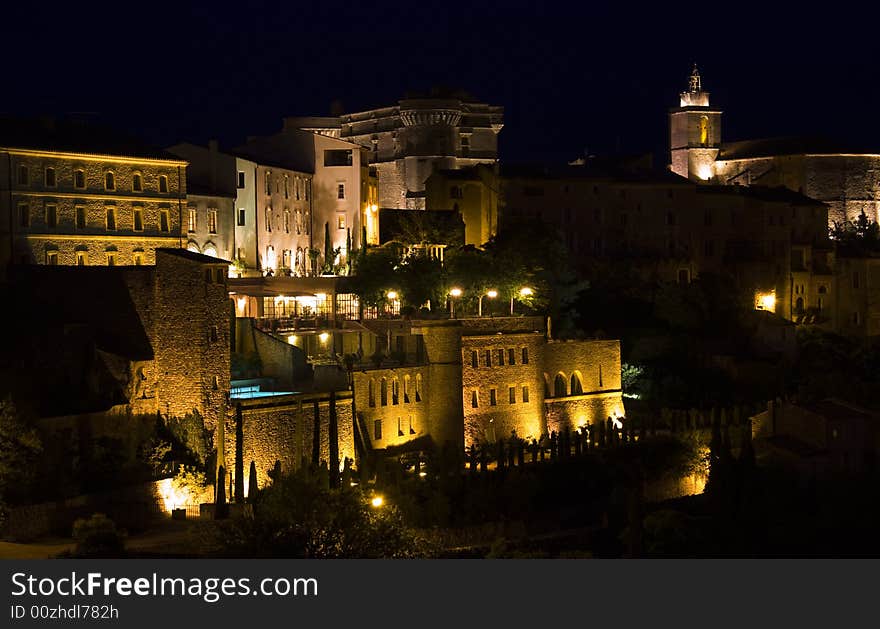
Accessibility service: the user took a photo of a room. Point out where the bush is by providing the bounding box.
[71,513,126,558]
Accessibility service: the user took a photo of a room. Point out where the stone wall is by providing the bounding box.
[229,392,355,491]
[461,332,546,446]
[352,366,430,449]
[153,250,230,434]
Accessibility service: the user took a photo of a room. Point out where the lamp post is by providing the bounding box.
[479,289,497,317]
[449,287,462,319]
[511,287,533,315]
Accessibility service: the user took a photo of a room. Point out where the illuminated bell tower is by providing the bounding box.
[669,65,722,181]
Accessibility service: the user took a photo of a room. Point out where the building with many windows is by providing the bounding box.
[287,88,503,210]
[0,116,186,274]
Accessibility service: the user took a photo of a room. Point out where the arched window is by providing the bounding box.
[403,375,410,403]
[554,373,567,398]
[380,378,388,406]
[203,243,218,258]
[186,241,200,253]
[104,171,115,190]
[570,372,584,395]
[795,297,804,314]
[159,175,169,193]
[699,116,709,146]
[415,374,422,402]
[368,380,375,407]
[392,378,399,405]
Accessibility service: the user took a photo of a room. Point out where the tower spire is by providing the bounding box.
[679,64,709,107]
[688,64,701,93]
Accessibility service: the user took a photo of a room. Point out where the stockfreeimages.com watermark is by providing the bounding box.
[11,572,318,604]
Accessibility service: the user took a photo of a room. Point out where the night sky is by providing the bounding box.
[4,1,879,165]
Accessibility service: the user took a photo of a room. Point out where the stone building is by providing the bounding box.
[287,89,503,210]
[670,65,880,228]
[1,248,231,439]
[425,164,500,246]
[0,116,187,274]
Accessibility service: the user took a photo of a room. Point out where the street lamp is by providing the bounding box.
[511,287,534,315]
[479,289,498,317]
[449,287,462,319]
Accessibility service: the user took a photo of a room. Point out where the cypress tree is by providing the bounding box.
[329,391,340,488]
[247,460,259,504]
[215,466,228,520]
[345,228,352,275]
[323,222,331,273]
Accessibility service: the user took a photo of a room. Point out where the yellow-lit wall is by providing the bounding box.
[0,150,186,268]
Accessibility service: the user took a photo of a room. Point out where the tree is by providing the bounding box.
[0,397,42,504]
[248,461,259,504]
[349,243,402,308]
[345,228,352,275]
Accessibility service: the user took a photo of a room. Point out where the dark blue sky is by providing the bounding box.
[4,1,879,164]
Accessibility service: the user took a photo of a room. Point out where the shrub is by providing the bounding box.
[72,513,126,558]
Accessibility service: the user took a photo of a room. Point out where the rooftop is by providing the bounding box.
[0,115,185,162]
[720,136,880,160]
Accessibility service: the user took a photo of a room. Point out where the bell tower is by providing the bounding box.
[669,65,722,181]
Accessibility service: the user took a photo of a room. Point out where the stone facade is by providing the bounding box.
[228,391,355,491]
[287,92,503,209]
[0,147,186,272]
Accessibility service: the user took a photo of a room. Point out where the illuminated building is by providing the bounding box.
[669,66,880,228]
[287,89,503,210]
[0,116,187,273]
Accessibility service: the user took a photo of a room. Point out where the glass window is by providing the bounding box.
[74,169,86,189]
[133,173,143,192]
[45,204,57,228]
[45,167,56,187]
[159,175,169,193]
[105,172,115,190]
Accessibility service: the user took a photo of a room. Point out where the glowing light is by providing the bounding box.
[419,471,427,478]
[486,289,498,299]
[318,332,330,343]
[371,495,384,508]
[519,287,533,297]
[157,478,189,513]
[315,293,327,300]
[612,417,623,430]
[370,204,378,213]
[697,165,713,181]
[755,290,776,312]
[450,288,462,297]
[287,335,298,345]
[386,290,398,300]
[236,297,247,314]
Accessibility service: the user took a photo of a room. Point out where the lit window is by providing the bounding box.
[265,208,272,232]
[45,204,57,228]
[105,172,115,191]
[18,202,29,227]
[18,164,29,186]
[74,169,86,189]
[284,209,290,233]
[45,167,56,188]
[158,175,169,193]
[337,183,345,199]
[264,171,271,195]
[132,172,143,192]
[159,210,170,232]
[75,205,86,229]
[238,208,246,226]
[105,207,117,231]
[76,251,88,266]
[337,214,346,230]
[188,207,197,233]
[133,207,144,231]
[46,250,58,265]
[208,209,217,234]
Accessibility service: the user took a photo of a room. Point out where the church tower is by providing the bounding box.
[669,65,722,181]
